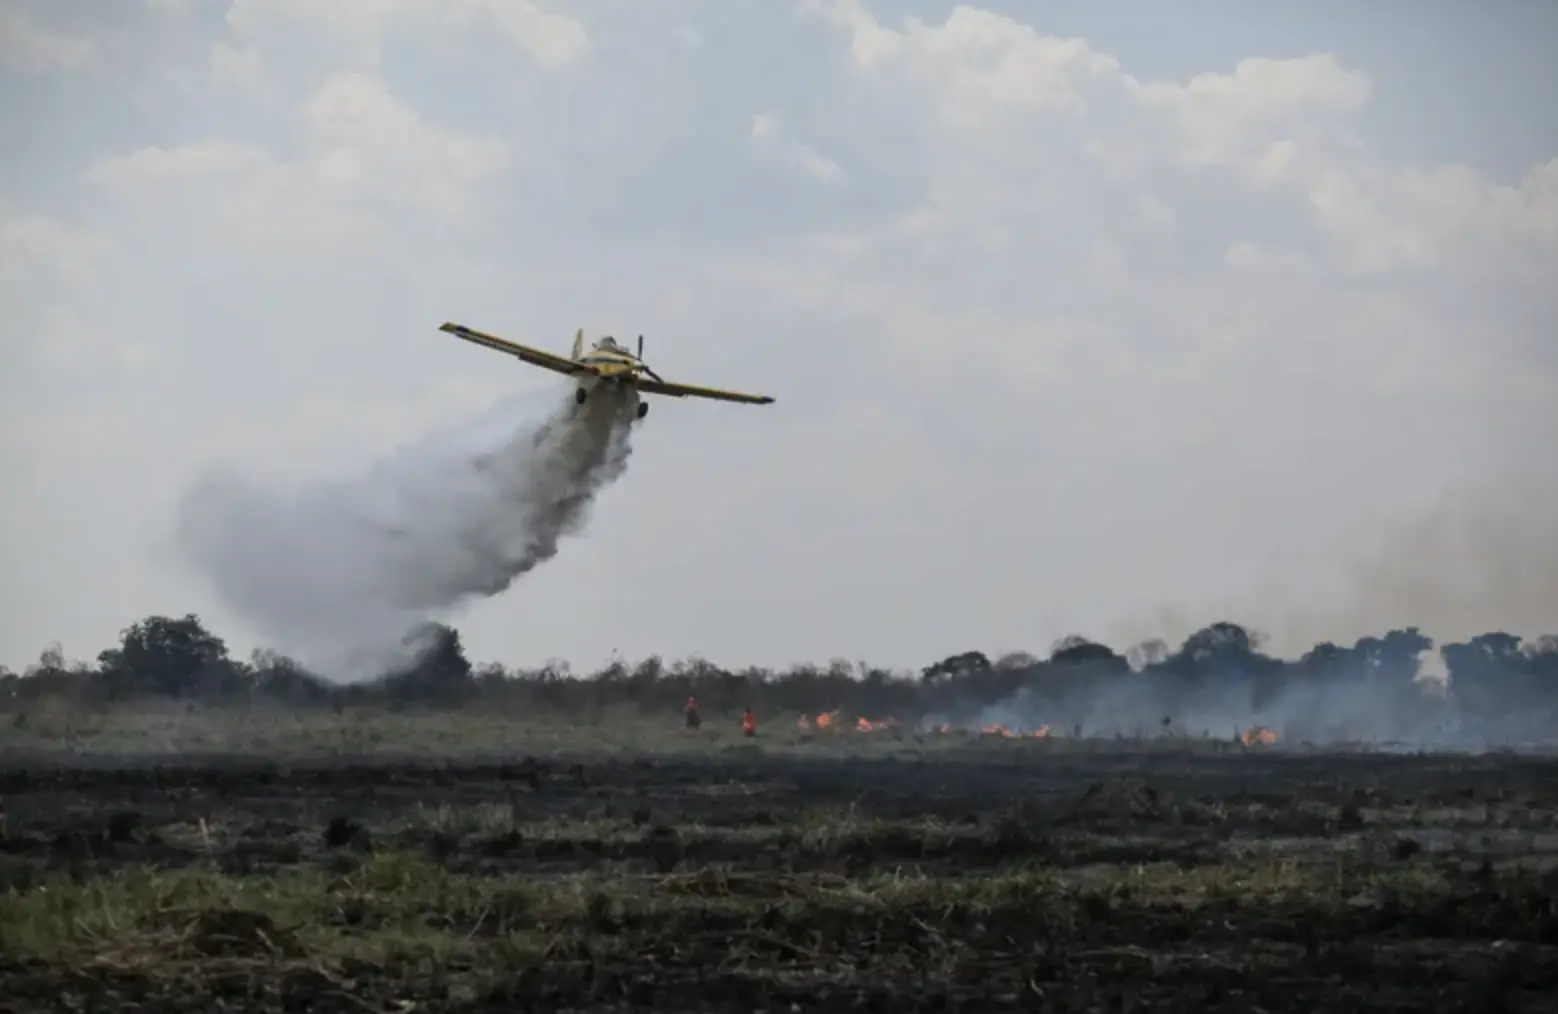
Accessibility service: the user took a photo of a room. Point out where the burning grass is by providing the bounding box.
[0,700,1315,766]
[3,748,1558,1010]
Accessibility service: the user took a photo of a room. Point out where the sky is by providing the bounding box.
[3,0,1556,676]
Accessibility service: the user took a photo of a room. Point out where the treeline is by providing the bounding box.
[2,615,1556,736]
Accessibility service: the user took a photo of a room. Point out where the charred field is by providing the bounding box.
[3,735,1558,1013]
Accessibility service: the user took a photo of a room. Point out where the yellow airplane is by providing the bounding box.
[437,322,775,420]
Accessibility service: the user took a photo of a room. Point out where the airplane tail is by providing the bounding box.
[571,328,584,360]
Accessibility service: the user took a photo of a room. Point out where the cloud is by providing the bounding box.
[83,71,511,253]
[810,1,1123,117]
[1132,54,1371,168]
[303,73,512,214]
[0,204,111,378]
[83,139,364,256]
[805,3,1557,275]
[2,1,1554,673]
[86,140,274,192]
[209,41,271,101]
[0,5,96,71]
[225,0,589,69]
[0,208,104,285]
[751,112,846,182]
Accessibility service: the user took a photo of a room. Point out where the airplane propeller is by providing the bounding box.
[636,334,666,382]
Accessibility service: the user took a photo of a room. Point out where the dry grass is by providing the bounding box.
[4,740,1558,1010]
[6,847,1554,1011]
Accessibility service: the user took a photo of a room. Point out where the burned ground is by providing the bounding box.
[2,740,1558,1012]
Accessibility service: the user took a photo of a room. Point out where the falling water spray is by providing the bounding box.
[175,384,640,681]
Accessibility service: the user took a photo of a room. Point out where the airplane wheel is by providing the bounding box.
[574,388,587,405]
[636,402,649,419]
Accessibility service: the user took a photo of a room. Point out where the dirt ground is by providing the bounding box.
[3,738,1557,1012]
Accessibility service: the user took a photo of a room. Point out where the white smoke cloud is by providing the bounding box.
[175,383,640,680]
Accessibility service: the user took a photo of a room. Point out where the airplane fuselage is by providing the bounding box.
[578,354,642,377]
[573,346,651,416]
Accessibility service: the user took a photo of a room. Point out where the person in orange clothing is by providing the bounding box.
[741,707,757,737]
[684,696,701,730]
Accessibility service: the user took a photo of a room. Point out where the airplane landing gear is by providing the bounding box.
[574,387,587,405]
[636,402,649,419]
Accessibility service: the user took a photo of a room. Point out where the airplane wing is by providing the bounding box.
[438,322,595,376]
[637,377,775,405]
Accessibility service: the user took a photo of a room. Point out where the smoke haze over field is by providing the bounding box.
[925,629,1558,751]
[1094,464,1558,667]
[176,385,639,681]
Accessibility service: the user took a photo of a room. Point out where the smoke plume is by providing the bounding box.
[176,384,639,680]
[1101,474,1558,666]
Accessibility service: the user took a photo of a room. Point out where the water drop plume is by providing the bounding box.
[176,384,639,680]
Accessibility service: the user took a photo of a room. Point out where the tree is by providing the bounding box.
[1299,641,1347,673]
[96,614,234,698]
[19,607,1529,728]
[1369,627,1434,686]
[1180,622,1261,661]
[1443,631,1531,718]
[1524,634,1558,660]
[1049,635,1127,670]
[1469,632,1523,660]
[33,642,66,675]
[379,622,476,708]
[920,651,990,684]
[1164,622,1267,679]
[1527,636,1558,693]
[249,648,330,706]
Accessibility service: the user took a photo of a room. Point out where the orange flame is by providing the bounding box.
[798,711,901,732]
[1239,726,1278,745]
[977,723,1051,738]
